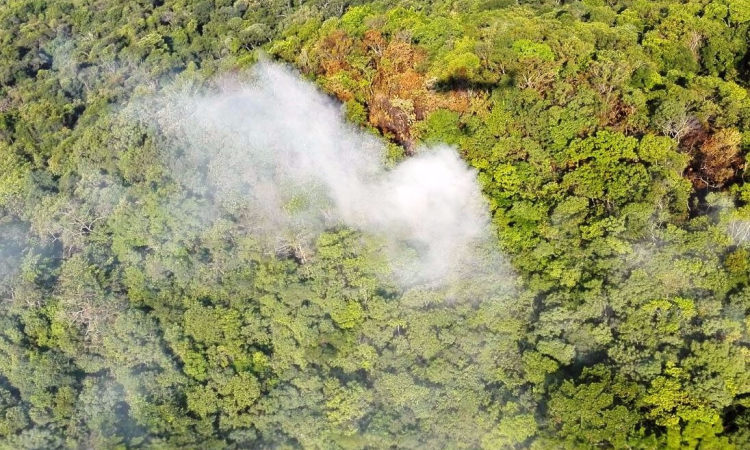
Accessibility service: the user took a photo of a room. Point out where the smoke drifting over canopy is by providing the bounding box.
[155,62,496,285]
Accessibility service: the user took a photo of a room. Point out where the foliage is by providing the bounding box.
[1,0,750,448]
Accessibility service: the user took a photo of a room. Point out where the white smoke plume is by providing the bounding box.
[150,61,497,285]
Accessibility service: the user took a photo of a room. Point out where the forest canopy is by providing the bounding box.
[1,0,750,449]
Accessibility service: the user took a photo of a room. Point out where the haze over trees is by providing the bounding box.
[1,0,750,449]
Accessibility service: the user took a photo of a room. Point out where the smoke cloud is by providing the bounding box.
[150,62,497,285]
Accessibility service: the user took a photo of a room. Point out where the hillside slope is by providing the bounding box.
[1,1,750,449]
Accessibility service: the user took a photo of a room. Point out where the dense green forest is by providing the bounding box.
[2,0,750,448]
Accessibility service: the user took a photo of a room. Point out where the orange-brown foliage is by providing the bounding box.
[683,128,743,189]
[363,30,386,56]
[693,128,743,188]
[601,95,638,131]
[312,27,476,151]
[316,30,355,75]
